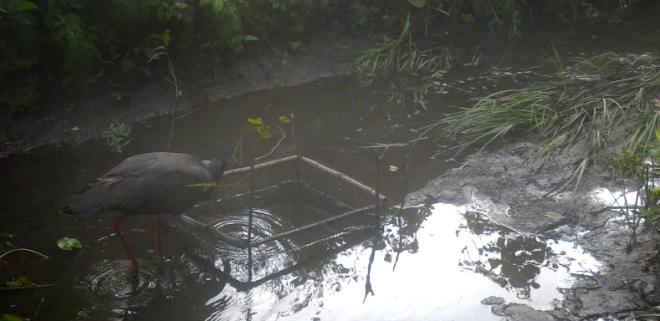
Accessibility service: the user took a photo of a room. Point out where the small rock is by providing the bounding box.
[491,304,507,316]
[481,296,506,305]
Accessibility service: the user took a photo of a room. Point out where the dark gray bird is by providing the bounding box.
[62,152,227,277]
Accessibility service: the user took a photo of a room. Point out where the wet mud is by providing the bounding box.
[408,139,660,320]
[0,34,358,156]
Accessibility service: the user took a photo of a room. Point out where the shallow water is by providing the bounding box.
[1,77,601,320]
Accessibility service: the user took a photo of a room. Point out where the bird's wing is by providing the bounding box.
[64,153,213,214]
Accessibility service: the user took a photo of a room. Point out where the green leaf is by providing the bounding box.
[171,2,193,23]
[278,115,290,123]
[407,0,425,8]
[244,35,259,42]
[247,118,263,125]
[162,29,171,47]
[655,129,660,145]
[7,276,36,288]
[14,1,38,11]
[187,182,217,188]
[56,237,81,251]
[209,0,226,16]
[256,126,272,139]
[2,314,23,321]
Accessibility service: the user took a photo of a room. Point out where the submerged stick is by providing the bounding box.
[247,159,255,282]
[0,248,49,261]
[251,206,377,246]
[299,157,387,202]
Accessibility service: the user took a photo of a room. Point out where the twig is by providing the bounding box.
[35,296,45,321]
[0,284,55,290]
[165,51,180,152]
[357,137,429,149]
[247,159,255,282]
[393,119,444,272]
[0,248,49,260]
[255,125,287,163]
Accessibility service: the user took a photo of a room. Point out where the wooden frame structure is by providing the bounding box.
[175,154,387,283]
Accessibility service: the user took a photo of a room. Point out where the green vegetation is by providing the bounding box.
[449,53,660,185]
[351,0,640,108]
[0,0,344,111]
[248,115,290,140]
[55,237,81,251]
[614,131,660,235]
[2,314,23,321]
[445,50,660,248]
[101,122,131,153]
[0,0,642,112]
[1,235,82,320]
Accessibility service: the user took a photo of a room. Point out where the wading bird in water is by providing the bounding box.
[62,152,227,278]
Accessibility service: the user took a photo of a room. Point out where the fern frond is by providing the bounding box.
[50,12,97,85]
[200,0,228,17]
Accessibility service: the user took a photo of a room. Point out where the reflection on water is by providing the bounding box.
[154,202,598,321]
[30,188,603,321]
[0,77,604,320]
[212,208,296,281]
[65,200,602,321]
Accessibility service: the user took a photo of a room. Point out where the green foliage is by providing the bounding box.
[248,117,272,139]
[408,0,426,9]
[6,275,38,288]
[0,0,646,111]
[2,314,23,321]
[56,237,81,251]
[248,115,290,139]
[101,122,131,154]
[187,182,218,188]
[354,9,451,108]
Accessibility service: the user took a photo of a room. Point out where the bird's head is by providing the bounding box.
[208,158,228,182]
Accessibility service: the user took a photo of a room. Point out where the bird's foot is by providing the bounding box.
[127,261,139,281]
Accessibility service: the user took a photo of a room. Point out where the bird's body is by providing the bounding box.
[64,152,225,216]
[63,152,227,278]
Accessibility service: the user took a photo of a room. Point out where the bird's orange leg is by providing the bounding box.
[113,214,139,278]
[155,213,163,260]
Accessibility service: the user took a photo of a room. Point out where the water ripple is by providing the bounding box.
[211,208,296,281]
[79,259,158,300]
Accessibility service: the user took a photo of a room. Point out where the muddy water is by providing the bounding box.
[1,77,600,320]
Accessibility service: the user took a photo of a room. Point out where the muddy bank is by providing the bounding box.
[0,35,359,157]
[407,138,660,320]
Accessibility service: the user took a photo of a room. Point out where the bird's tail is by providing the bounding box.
[59,194,100,215]
[60,194,82,215]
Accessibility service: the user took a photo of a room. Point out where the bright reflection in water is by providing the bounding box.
[204,203,601,321]
[592,188,640,208]
[591,187,644,225]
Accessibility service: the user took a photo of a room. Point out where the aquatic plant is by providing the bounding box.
[101,122,132,154]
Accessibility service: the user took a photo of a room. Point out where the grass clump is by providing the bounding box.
[354,10,452,109]
[448,52,660,186]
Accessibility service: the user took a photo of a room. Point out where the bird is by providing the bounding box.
[62,152,227,278]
